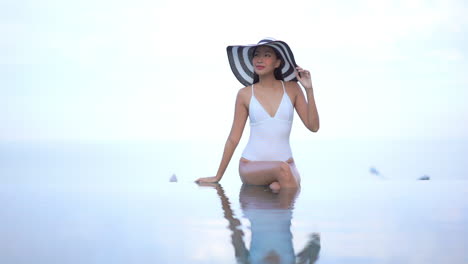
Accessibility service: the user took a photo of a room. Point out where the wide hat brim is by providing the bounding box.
[226,38,298,87]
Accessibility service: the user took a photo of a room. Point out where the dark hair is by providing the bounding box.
[251,46,285,84]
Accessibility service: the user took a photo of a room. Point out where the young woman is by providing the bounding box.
[196,38,319,191]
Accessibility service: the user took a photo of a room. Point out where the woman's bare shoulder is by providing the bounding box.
[284,81,301,89]
[237,85,252,102]
[238,85,251,94]
[284,81,301,95]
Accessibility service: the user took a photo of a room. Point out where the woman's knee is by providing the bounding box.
[278,162,293,181]
[276,162,300,189]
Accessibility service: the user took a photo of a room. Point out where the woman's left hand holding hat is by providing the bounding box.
[295,66,313,90]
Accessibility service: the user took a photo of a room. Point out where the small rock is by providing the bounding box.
[369,166,380,176]
[418,175,430,181]
[169,174,178,182]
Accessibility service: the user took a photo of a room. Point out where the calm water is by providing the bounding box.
[1,139,468,263]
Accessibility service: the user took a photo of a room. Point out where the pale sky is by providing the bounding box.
[2,0,467,141]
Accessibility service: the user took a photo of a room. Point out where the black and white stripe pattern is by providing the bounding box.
[227,38,298,87]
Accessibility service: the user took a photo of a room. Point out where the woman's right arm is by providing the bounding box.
[195,88,249,183]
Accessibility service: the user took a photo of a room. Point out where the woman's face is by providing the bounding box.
[252,46,281,75]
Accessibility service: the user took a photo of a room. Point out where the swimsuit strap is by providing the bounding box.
[251,83,255,97]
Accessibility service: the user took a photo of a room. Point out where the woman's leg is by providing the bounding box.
[239,158,301,190]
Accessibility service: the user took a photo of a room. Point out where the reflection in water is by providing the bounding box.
[200,183,320,264]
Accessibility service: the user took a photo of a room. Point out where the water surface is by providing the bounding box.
[1,140,467,263]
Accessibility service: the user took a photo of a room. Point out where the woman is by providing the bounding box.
[196,38,319,191]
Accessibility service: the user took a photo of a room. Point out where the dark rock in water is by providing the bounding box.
[418,175,430,180]
[169,174,178,182]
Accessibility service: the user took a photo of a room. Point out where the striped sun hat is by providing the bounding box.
[226,38,298,87]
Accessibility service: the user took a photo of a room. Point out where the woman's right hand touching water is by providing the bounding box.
[195,176,220,184]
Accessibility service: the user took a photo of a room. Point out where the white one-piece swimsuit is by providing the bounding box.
[242,81,294,162]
